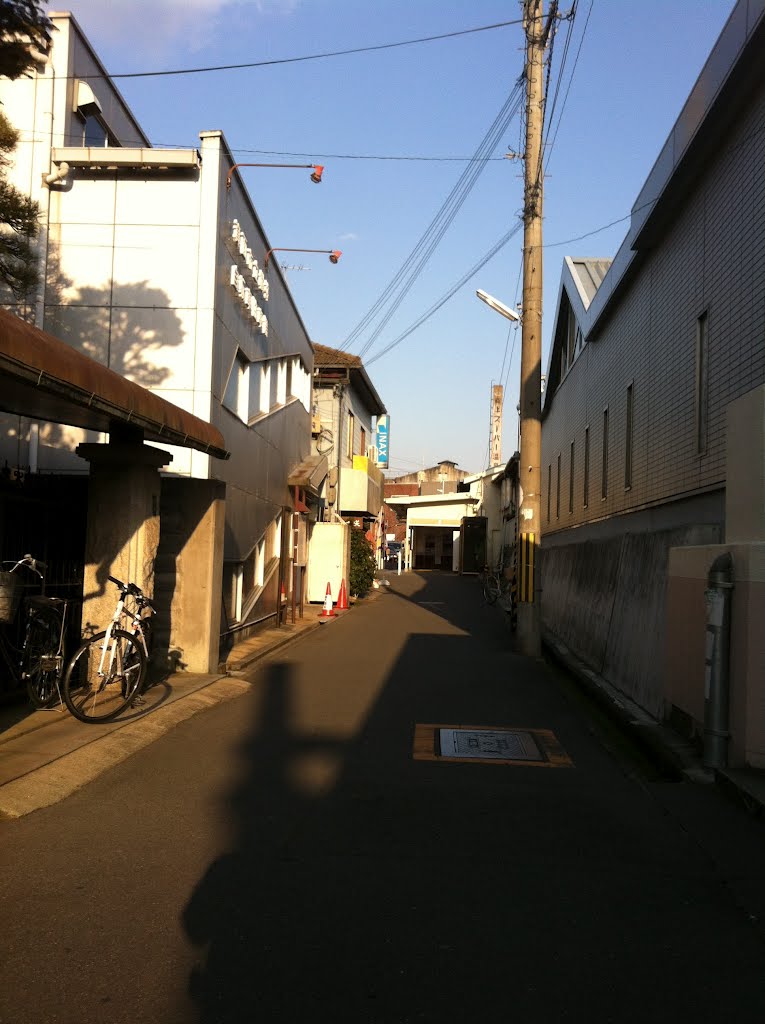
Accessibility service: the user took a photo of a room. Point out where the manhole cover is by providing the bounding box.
[439,728,542,761]
[413,724,572,767]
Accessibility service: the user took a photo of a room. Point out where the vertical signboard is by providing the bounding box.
[376,415,390,469]
[491,384,503,467]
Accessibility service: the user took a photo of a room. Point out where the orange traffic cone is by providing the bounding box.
[337,578,348,611]
[320,581,335,618]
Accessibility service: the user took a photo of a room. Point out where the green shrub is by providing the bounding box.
[349,527,376,597]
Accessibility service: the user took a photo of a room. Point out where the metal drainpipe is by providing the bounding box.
[703,552,734,769]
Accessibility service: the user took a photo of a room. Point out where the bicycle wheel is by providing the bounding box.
[483,574,500,604]
[63,629,145,724]
[23,610,63,709]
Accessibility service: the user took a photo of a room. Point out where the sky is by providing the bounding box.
[56,0,737,477]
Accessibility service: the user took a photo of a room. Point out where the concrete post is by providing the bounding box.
[76,441,171,637]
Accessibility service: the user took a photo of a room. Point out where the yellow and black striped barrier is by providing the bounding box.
[518,532,535,603]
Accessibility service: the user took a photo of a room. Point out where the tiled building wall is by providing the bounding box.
[542,79,765,539]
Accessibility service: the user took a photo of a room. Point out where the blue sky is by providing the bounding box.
[63,0,736,476]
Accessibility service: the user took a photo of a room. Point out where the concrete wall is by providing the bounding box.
[542,523,720,718]
[156,478,226,673]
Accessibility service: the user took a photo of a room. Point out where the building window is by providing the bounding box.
[583,426,590,508]
[277,360,288,405]
[223,352,249,422]
[556,453,561,519]
[569,440,575,514]
[625,382,634,489]
[347,411,355,460]
[696,312,708,455]
[601,407,609,500]
[547,464,551,523]
[222,563,243,623]
[360,426,366,457]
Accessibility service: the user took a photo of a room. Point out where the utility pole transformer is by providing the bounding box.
[517,0,552,657]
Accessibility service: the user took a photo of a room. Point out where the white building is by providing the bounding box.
[0,12,319,666]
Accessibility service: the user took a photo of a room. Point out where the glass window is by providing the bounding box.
[223,353,249,422]
[696,313,708,455]
[347,411,355,460]
[625,383,634,489]
[601,408,609,500]
[583,426,590,508]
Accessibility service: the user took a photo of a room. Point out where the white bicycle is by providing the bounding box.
[62,575,155,724]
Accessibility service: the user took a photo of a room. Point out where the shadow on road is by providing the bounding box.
[181,571,765,1023]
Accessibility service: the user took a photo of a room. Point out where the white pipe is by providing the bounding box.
[44,160,69,185]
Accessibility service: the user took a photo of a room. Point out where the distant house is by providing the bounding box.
[308,344,386,599]
[540,0,765,766]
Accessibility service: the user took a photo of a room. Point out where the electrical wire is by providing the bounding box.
[77,19,524,82]
[544,0,594,166]
[366,220,523,367]
[343,79,525,357]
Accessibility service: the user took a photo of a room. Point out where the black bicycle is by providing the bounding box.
[0,554,70,708]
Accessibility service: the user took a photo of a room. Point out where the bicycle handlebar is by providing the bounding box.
[3,554,46,577]
[107,575,155,612]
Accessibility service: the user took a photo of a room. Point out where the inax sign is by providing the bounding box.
[376,415,390,468]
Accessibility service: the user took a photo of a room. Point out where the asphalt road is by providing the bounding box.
[2,571,765,1023]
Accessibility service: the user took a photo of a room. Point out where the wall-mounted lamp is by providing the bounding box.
[226,162,325,190]
[264,248,342,270]
[476,288,521,322]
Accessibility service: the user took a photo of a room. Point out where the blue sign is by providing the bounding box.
[376,415,389,468]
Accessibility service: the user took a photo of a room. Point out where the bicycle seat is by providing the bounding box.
[27,595,65,609]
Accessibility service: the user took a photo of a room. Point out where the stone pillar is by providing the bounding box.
[156,478,226,674]
[76,441,171,636]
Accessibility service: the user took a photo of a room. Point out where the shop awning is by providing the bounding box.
[287,454,328,495]
[0,309,230,459]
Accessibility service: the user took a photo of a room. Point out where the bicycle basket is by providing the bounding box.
[0,571,22,623]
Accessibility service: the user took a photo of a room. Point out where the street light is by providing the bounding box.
[264,248,342,270]
[225,162,324,190]
[476,289,521,322]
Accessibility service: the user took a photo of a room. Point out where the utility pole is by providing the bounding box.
[517,0,553,657]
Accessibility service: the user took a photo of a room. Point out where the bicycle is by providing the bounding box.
[0,554,70,709]
[480,563,515,613]
[62,575,156,724]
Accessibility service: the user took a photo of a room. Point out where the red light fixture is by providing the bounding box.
[226,162,325,190]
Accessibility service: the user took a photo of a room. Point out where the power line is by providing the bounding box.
[77,19,524,82]
[344,80,525,357]
[366,220,523,366]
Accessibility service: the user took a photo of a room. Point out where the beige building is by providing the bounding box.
[0,12,318,667]
[540,0,765,766]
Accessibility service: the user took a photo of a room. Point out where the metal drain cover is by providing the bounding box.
[439,728,542,761]
[413,724,573,767]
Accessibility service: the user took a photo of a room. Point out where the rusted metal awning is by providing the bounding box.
[0,309,229,460]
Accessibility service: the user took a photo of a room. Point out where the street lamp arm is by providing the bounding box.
[264,248,341,270]
[226,162,324,190]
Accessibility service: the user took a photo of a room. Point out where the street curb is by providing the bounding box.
[0,676,249,821]
[542,631,707,782]
[225,616,334,673]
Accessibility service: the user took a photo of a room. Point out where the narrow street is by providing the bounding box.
[2,571,765,1023]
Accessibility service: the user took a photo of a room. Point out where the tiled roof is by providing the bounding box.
[312,343,363,368]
